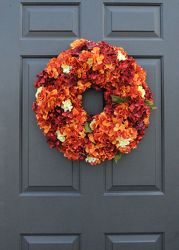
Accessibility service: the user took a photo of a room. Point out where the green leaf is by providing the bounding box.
[144,100,157,110]
[114,151,123,163]
[85,122,92,133]
[111,95,131,104]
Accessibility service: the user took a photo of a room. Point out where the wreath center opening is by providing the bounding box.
[82,88,104,116]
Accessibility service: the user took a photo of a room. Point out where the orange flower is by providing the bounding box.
[70,39,87,49]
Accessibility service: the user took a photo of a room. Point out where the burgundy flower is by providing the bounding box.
[46,132,59,148]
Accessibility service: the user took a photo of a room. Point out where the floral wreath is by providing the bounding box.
[33,39,156,165]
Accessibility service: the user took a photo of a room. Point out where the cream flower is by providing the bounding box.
[35,86,43,98]
[117,51,126,61]
[56,131,65,142]
[61,99,73,112]
[87,58,93,67]
[85,155,98,163]
[138,86,145,98]
[61,64,72,74]
[116,137,130,147]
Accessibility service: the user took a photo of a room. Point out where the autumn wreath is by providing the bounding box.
[33,39,156,165]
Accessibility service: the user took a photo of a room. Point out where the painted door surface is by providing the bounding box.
[1,0,179,249]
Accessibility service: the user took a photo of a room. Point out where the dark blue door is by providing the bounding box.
[1,0,179,249]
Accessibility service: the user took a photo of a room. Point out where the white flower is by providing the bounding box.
[138,86,145,98]
[116,137,130,147]
[90,119,96,128]
[61,99,73,112]
[117,51,126,61]
[61,64,72,74]
[56,130,65,142]
[35,86,43,98]
[85,155,98,163]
